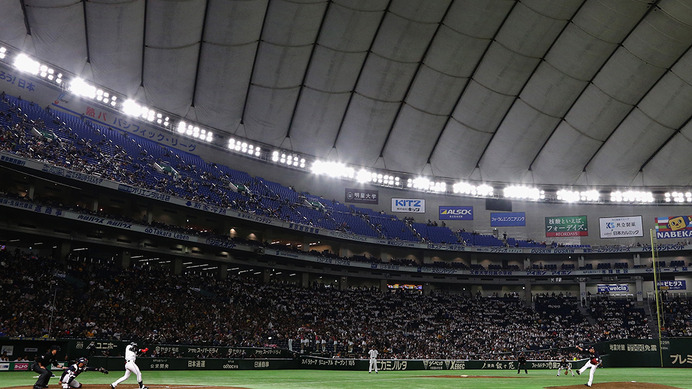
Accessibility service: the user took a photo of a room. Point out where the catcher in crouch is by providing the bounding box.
[60,357,108,388]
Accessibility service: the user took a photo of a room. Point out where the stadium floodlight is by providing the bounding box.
[13,53,40,75]
[122,99,144,117]
[0,46,6,60]
[311,160,354,179]
[408,177,446,192]
[610,190,654,203]
[453,182,494,197]
[356,169,371,183]
[504,185,544,201]
[664,191,691,203]
[557,189,599,203]
[68,77,97,99]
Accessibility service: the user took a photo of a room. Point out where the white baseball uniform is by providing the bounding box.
[368,348,378,373]
[112,345,145,388]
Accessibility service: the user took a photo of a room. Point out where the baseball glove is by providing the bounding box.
[98,367,109,374]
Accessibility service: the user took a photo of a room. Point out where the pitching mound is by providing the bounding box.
[547,382,684,389]
[5,385,249,389]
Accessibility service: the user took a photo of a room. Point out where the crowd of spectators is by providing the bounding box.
[0,92,605,251]
[658,293,692,337]
[0,249,670,361]
[588,297,653,340]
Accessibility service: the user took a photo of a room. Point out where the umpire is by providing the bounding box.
[32,345,63,389]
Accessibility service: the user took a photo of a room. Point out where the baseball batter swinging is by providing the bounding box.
[111,342,149,389]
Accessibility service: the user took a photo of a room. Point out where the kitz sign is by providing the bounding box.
[391,198,425,213]
[439,206,474,220]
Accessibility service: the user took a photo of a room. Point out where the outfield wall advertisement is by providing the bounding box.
[655,216,692,239]
[599,216,643,238]
[391,198,425,213]
[545,216,588,237]
[490,212,526,227]
[439,206,473,220]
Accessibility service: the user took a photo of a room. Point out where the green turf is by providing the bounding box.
[2,368,691,388]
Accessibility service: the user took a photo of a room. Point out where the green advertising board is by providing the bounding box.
[545,215,588,237]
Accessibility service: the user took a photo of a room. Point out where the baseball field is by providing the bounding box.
[2,368,692,389]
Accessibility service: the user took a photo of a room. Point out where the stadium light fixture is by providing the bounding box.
[0,46,6,60]
[408,177,446,192]
[664,191,692,203]
[13,53,40,75]
[504,185,544,201]
[453,181,494,197]
[69,77,97,99]
[610,190,654,203]
[557,189,599,203]
[311,160,354,179]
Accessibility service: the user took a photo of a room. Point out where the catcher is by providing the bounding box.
[59,357,108,388]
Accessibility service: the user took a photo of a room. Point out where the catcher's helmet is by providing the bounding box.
[77,357,88,366]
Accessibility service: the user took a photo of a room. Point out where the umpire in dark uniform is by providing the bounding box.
[517,352,528,374]
[33,345,63,389]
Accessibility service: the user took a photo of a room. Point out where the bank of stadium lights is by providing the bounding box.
[503,185,545,201]
[610,190,654,203]
[272,151,306,168]
[124,99,171,128]
[229,138,261,157]
[664,191,692,203]
[453,181,494,197]
[0,46,6,60]
[175,121,213,142]
[13,53,63,86]
[311,160,353,178]
[556,189,600,203]
[69,78,116,106]
[356,169,399,186]
[407,177,446,193]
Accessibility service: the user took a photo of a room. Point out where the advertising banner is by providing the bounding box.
[657,280,686,290]
[345,188,378,204]
[490,212,526,227]
[599,216,643,239]
[655,216,692,239]
[597,284,630,293]
[391,198,425,213]
[439,206,473,220]
[545,216,588,237]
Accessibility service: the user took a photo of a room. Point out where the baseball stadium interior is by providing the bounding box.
[1,2,692,387]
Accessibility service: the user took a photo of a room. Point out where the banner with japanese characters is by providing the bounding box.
[490,212,526,227]
[657,280,686,290]
[655,216,692,239]
[599,216,643,239]
[391,198,425,213]
[345,188,378,204]
[545,216,588,237]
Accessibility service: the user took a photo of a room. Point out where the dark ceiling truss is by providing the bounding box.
[425,1,519,167]
[581,1,676,177]
[82,0,91,64]
[240,1,272,125]
[473,0,586,172]
[531,0,661,174]
[190,0,212,108]
[637,43,692,173]
[284,0,333,141]
[331,0,392,149]
[377,0,455,163]
[19,0,31,36]
[140,0,149,87]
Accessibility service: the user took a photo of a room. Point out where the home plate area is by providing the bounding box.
[5,386,249,389]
